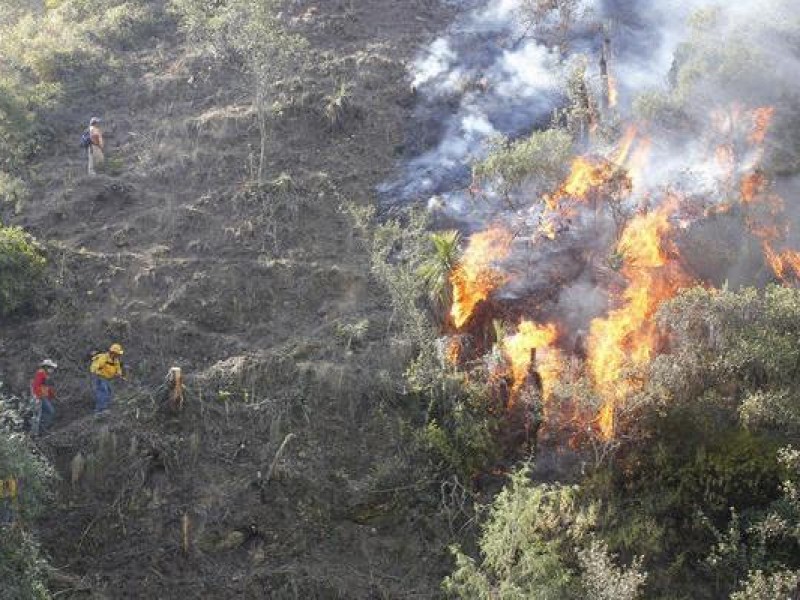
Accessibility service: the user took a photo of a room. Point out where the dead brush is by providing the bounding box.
[322,82,358,132]
[234,174,305,253]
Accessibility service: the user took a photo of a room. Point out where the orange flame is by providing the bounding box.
[546,127,639,211]
[749,106,775,145]
[764,244,800,282]
[538,219,557,240]
[711,103,798,284]
[445,338,462,366]
[563,156,614,199]
[626,136,652,188]
[741,171,766,203]
[588,204,688,438]
[450,227,513,329]
[503,321,564,403]
[442,103,790,445]
[715,143,736,180]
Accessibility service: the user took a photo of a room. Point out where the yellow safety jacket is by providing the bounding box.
[90,353,123,380]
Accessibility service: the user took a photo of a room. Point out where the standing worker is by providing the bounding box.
[85,117,104,176]
[30,359,57,436]
[90,343,125,413]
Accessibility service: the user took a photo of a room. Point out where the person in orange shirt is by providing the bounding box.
[87,117,104,175]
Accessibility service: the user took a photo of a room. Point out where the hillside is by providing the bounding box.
[1,0,461,597]
[4,1,800,599]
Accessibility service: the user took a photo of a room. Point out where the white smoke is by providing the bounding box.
[495,41,559,98]
[412,38,458,89]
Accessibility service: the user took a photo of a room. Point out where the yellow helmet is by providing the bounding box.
[109,343,124,355]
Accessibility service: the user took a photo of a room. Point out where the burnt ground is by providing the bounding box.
[0,1,464,597]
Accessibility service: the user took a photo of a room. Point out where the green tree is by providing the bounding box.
[170,0,307,181]
[0,224,45,317]
[473,129,573,207]
[518,0,590,53]
[417,230,461,325]
[444,468,646,599]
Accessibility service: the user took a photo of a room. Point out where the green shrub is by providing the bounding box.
[0,171,29,213]
[654,285,800,435]
[0,528,52,600]
[0,421,55,599]
[0,224,46,317]
[473,129,573,202]
[444,467,646,599]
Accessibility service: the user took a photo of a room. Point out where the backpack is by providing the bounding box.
[88,350,102,371]
[79,129,92,149]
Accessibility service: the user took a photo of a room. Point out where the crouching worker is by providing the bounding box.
[30,359,57,436]
[90,343,125,413]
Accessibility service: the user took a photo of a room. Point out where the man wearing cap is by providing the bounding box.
[30,359,57,436]
[90,343,125,413]
[87,117,104,175]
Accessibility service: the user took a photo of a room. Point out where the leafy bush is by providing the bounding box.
[654,285,800,435]
[0,79,54,170]
[473,129,573,202]
[0,224,46,317]
[444,467,646,599]
[0,528,52,600]
[578,538,647,600]
[730,569,800,600]
[0,405,55,599]
[0,431,54,524]
[420,378,501,479]
[0,171,29,213]
[705,445,800,598]
[346,205,504,477]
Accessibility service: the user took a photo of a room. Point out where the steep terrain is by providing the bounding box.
[0,1,462,596]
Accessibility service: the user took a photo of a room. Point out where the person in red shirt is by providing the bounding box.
[30,359,57,436]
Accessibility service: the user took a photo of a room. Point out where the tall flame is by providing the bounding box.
[764,244,800,282]
[450,227,513,329]
[587,204,688,438]
[741,171,766,203]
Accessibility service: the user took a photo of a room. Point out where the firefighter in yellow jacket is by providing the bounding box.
[90,343,125,413]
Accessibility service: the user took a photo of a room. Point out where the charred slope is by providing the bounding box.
[0,1,460,597]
